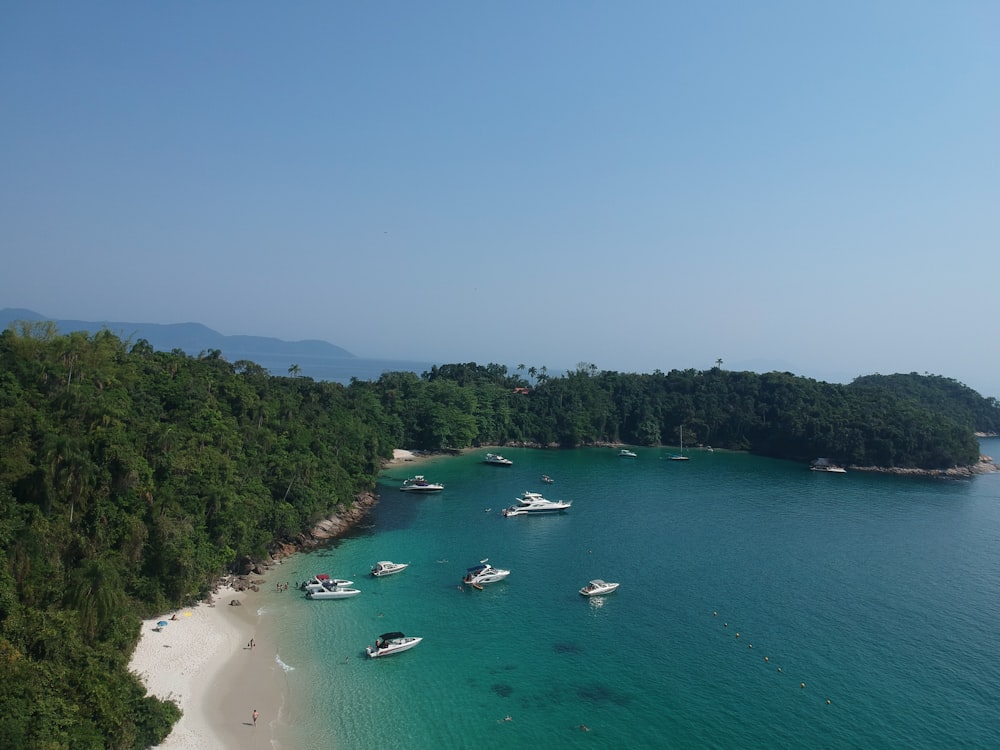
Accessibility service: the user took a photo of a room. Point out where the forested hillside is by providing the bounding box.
[1,327,994,748]
[0,323,392,748]
[850,372,1000,435]
[364,362,991,468]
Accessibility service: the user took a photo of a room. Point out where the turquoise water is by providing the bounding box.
[259,440,1000,749]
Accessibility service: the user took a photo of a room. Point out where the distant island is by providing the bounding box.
[0,307,355,362]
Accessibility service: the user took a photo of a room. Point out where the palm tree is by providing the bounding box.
[715,358,723,370]
[288,363,301,378]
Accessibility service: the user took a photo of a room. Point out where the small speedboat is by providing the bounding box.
[371,561,409,577]
[400,475,445,492]
[307,585,362,600]
[483,453,513,466]
[303,575,355,593]
[619,449,637,458]
[579,580,620,597]
[541,474,555,484]
[366,632,423,658]
[300,574,331,590]
[462,559,510,589]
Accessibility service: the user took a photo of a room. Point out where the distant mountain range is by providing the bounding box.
[0,308,356,361]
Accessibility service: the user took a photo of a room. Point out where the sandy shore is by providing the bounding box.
[129,449,430,748]
[387,447,461,467]
[388,448,418,465]
[129,584,284,749]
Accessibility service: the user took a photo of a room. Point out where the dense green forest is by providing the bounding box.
[1,326,997,747]
[361,361,995,468]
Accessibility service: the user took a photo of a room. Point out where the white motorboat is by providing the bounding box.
[483,453,513,466]
[810,459,847,473]
[811,465,847,473]
[300,574,330,590]
[502,490,572,516]
[541,474,555,484]
[619,449,637,458]
[306,585,361,600]
[371,561,409,577]
[303,575,354,593]
[400,475,444,492]
[462,559,510,589]
[579,579,620,596]
[366,632,423,658]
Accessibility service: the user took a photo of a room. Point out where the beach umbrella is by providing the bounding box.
[157,620,169,627]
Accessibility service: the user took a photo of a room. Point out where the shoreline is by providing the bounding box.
[128,448,429,748]
[128,586,280,749]
[207,580,287,750]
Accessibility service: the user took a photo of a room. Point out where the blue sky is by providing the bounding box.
[3,2,998,397]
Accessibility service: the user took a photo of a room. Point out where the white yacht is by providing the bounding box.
[579,579,620,597]
[399,475,445,492]
[502,490,572,516]
[371,561,409,577]
[483,453,513,466]
[810,458,846,473]
[366,632,423,658]
[619,449,637,458]
[462,560,510,589]
[306,584,361,600]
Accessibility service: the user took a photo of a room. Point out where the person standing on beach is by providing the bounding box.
[252,709,259,727]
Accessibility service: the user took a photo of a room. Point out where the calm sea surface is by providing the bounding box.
[255,439,1000,749]
[241,355,441,384]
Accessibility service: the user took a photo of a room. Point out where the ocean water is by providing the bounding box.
[236,355,441,384]
[256,440,1000,749]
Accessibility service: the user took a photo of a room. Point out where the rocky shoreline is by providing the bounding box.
[848,456,998,479]
[220,491,379,590]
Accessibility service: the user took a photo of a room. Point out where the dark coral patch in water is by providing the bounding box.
[553,642,583,654]
[577,683,631,706]
[491,683,514,698]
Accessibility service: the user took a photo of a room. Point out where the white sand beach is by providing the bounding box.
[129,585,283,749]
[129,449,426,748]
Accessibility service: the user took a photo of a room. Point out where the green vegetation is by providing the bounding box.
[364,362,993,468]
[2,327,996,747]
[0,324,392,748]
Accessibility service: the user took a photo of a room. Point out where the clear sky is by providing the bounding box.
[2,2,998,397]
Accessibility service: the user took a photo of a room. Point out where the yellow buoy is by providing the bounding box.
[764,657,769,662]
[827,699,831,705]
[735,632,740,638]
[800,683,806,689]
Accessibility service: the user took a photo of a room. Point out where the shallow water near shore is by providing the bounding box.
[257,440,1000,749]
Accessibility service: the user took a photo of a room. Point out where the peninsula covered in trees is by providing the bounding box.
[1,324,997,747]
